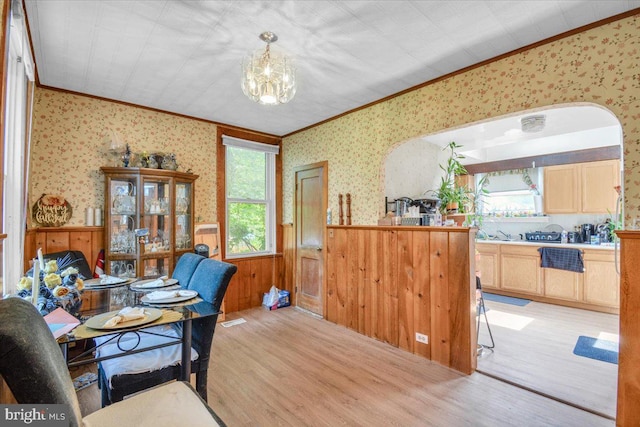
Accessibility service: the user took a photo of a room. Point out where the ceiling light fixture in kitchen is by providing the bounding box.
[241,31,296,105]
[520,114,546,133]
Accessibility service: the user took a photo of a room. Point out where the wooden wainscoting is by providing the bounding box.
[222,224,295,315]
[24,226,105,311]
[326,225,476,374]
[616,230,640,426]
[282,223,295,303]
[224,254,287,313]
[24,226,104,272]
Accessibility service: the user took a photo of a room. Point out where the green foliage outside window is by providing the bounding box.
[227,146,269,254]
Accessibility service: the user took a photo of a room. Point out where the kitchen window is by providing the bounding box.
[223,136,278,258]
[476,168,542,217]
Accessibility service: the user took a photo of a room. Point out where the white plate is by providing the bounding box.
[85,308,163,330]
[84,277,135,289]
[140,290,198,304]
[130,278,178,290]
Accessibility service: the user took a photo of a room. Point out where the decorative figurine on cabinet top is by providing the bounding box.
[161,153,178,170]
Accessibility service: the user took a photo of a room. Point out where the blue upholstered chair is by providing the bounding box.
[172,252,206,288]
[98,257,237,406]
[0,297,226,427]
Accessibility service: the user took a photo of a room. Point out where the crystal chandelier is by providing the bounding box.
[241,31,296,105]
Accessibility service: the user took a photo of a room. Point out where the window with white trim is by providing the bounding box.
[223,136,278,258]
[3,1,35,295]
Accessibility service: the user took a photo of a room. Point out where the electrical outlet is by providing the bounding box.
[415,333,428,344]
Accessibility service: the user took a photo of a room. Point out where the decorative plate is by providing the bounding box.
[140,290,198,304]
[130,278,179,290]
[85,307,163,330]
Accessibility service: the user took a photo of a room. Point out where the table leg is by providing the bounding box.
[181,318,192,381]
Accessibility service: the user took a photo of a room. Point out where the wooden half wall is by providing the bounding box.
[616,230,640,425]
[326,225,477,374]
[24,226,106,311]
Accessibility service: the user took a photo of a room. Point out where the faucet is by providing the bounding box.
[497,230,512,241]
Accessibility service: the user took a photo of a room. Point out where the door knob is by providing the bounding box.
[316,247,322,251]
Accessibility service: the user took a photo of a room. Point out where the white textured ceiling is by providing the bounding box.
[424,104,622,165]
[23,0,640,137]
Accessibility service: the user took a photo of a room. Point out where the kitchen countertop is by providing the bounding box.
[475,239,616,251]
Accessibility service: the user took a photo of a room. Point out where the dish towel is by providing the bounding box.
[538,247,584,273]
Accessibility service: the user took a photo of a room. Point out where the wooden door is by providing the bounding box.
[295,162,327,315]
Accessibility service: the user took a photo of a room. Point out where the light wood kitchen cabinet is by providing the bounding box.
[543,268,581,301]
[543,164,580,213]
[476,242,499,290]
[543,160,620,214]
[476,241,619,312]
[499,245,542,295]
[583,248,619,307]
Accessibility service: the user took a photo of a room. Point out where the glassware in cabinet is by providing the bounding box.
[142,178,172,254]
[143,257,169,278]
[101,167,199,280]
[175,180,193,251]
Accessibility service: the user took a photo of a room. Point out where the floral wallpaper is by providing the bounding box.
[29,89,218,226]
[28,14,640,230]
[282,14,640,226]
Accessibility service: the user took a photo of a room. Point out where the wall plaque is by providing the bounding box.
[32,194,72,227]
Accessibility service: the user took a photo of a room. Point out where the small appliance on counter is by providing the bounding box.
[596,222,612,243]
[524,231,562,242]
[580,223,595,244]
[525,224,564,242]
[567,231,582,243]
[385,197,414,217]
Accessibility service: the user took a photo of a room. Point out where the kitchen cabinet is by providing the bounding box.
[475,241,619,312]
[499,245,542,295]
[543,160,620,214]
[101,167,198,279]
[476,242,500,290]
[543,268,581,301]
[583,249,619,307]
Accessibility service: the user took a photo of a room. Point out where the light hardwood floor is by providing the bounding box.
[476,295,619,420]
[77,305,615,426]
[205,307,613,426]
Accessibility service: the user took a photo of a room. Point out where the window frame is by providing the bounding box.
[216,128,282,261]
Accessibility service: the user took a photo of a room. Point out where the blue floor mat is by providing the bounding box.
[573,336,618,364]
[482,292,531,306]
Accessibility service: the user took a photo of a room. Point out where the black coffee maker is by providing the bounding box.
[581,224,595,243]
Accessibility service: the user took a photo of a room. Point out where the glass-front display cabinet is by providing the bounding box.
[101,167,198,279]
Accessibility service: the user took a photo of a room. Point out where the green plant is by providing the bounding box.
[606,208,623,242]
[436,141,471,215]
[464,174,489,227]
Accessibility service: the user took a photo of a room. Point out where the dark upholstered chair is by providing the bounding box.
[25,250,93,279]
[0,297,226,427]
[98,258,237,406]
[172,252,206,288]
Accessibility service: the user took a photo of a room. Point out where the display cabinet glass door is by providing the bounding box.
[108,178,138,257]
[143,257,169,278]
[175,181,193,251]
[142,179,172,255]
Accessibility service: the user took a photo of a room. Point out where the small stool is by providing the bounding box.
[476,276,495,355]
